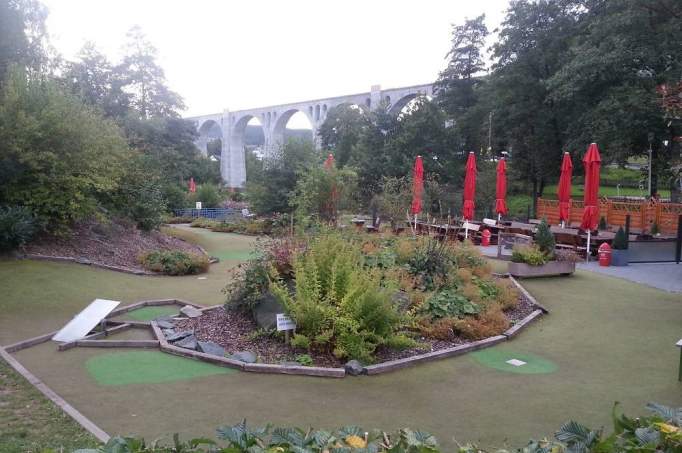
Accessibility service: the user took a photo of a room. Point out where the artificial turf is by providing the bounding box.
[471,348,558,374]
[2,228,681,450]
[85,351,234,386]
[125,306,179,322]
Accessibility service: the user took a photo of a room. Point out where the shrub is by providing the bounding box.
[0,206,37,252]
[190,217,219,229]
[613,226,628,250]
[290,334,311,350]
[295,353,313,366]
[422,290,480,319]
[224,258,272,311]
[511,245,548,266]
[535,219,555,257]
[455,305,510,340]
[190,183,222,208]
[270,232,403,363]
[138,250,209,275]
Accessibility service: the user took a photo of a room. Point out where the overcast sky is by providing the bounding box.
[42,0,510,127]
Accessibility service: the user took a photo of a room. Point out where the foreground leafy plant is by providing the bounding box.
[73,402,682,453]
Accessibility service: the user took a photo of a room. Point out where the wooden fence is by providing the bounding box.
[536,198,682,234]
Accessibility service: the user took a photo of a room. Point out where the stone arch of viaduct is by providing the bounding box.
[186,83,433,188]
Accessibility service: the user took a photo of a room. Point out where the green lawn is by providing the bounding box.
[1,228,681,451]
[0,359,98,452]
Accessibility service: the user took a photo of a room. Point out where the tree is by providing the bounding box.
[0,68,130,231]
[245,139,320,214]
[435,15,489,152]
[488,0,585,212]
[116,26,184,118]
[317,104,368,167]
[0,0,48,85]
[62,42,130,118]
[547,0,682,195]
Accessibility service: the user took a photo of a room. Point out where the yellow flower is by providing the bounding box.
[655,422,680,434]
[345,435,367,448]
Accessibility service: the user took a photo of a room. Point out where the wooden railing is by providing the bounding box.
[536,198,682,234]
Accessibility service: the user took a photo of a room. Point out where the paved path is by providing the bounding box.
[578,261,682,293]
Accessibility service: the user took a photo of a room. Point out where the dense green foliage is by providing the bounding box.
[0,2,222,242]
[0,69,130,231]
[270,233,407,363]
[511,245,548,266]
[75,403,682,453]
[0,205,37,251]
[315,0,682,212]
[138,250,209,275]
[245,140,319,215]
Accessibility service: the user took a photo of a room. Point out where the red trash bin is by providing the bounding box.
[598,242,611,266]
[481,229,491,246]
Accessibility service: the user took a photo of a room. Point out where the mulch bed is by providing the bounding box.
[22,219,204,272]
[175,287,537,367]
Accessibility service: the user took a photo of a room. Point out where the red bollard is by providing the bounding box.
[598,242,612,266]
[481,229,491,246]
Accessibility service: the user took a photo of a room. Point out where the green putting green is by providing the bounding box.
[471,348,558,374]
[85,351,235,386]
[125,306,179,321]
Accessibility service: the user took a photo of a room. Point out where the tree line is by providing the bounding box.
[247,0,681,222]
[0,0,221,240]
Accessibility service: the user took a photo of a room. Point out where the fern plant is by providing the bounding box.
[270,232,410,363]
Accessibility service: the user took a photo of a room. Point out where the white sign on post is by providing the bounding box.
[195,201,202,209]
[276,313,296,331]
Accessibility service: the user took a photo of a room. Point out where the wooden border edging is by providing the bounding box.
[503,309,544,338]
[508,275,549,313]
[362,335,507,375]
[4,330,58,353]
[20,253,155,275]
[59,323,133,351]
[0,346,110,443]
[243,362,345,378]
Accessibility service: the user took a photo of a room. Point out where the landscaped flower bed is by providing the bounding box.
[184,230,543,369]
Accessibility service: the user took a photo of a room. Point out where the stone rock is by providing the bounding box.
[166,330,193,342]
[180,305,202,318]
[344,360,364,376]
[230,351,257,363]
[162,328,175,337]
[175,334,197,350]
[251,292,285,330]
[155,317,175,329]
[391,291,411,311]
[197,341,225,357]
[75,257,92,265]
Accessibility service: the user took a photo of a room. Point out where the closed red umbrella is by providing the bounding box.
[463,152,476,220]
[580,143,601,261]
[495,157,508,220]
[557,152,573,226]
[188,177,196,193]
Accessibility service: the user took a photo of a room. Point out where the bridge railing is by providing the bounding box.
[173,208,242,220]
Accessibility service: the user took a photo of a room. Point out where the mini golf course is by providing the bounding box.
[1,226,681,450]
